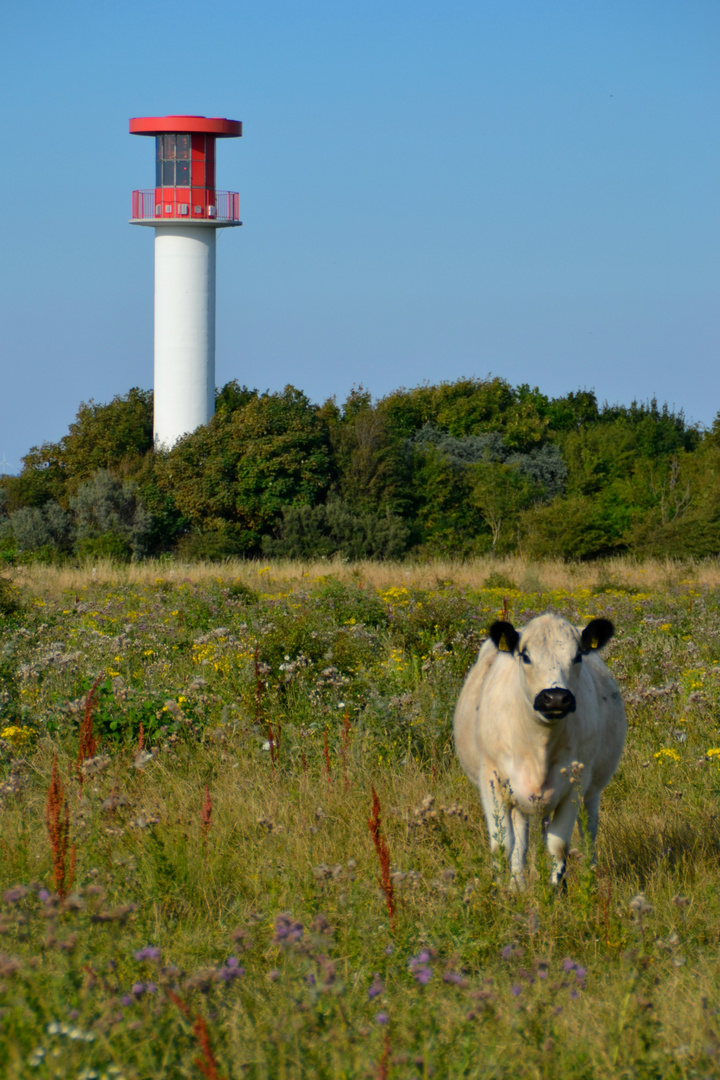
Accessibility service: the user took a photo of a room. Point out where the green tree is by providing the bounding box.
[156,386,333,552]
[470,461,538,552]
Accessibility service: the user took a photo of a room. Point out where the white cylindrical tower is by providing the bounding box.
[129,115,242,448]
[153,226,216,447]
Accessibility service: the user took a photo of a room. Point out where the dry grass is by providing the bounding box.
[9,553,720,600]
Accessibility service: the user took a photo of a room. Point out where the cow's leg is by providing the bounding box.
[509,808,529,887]
[578,791,601,862]
[546,795,580,887]
[478,769,514,874]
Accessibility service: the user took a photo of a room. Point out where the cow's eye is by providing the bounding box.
[520,649,531,665]
[572,651,583,664]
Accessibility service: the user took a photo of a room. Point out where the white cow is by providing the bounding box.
[454,613,626,886]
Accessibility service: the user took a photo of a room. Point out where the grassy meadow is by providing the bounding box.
[1,557,720,1078]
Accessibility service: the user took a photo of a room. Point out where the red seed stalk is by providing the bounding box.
[45,754,71,898]
[167,990,226,1080]
[137,721,145,753]
[340,711,352,791]
[201,785,213,852]
[323,726,332,786]
[367,786,396,931]
[376,1029,391,1080]
[76,674,103,788]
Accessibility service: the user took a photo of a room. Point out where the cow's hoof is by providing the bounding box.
[550,865,567,891]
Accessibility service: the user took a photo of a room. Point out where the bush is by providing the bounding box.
[9,502,74,555]
[0,577,21,619]
[70,470,153,559]
[262,498,410,560]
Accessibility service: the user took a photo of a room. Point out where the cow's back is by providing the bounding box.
[579,651,627,794]
[453,638,506,786]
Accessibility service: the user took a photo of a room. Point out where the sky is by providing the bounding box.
[1,0,719,472]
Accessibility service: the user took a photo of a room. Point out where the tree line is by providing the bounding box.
[2,376,719,562]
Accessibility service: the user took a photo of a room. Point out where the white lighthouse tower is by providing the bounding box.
[130,115,242,448]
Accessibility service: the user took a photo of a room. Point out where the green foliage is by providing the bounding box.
[156,386,333,553]
[70,470,153,560]
[5,376,716,562]
[262,497,410,560]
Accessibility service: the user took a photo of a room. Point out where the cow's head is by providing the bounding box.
[489,614,614,723]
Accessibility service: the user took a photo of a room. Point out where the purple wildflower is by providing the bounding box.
[120,995,133,1007]
[408,949,434,986]
[146,982,157,994]
[305,972,316,986]
[501,945,514,961]
[511,984,522,998]
[368,975,385,1000]
[376,1012,389,1025]
[131,982,146,998]
[570,988,580,1000]
[562,958,577,973]
[273,913,304,945]
[3,885,29,904]
[38,889,51,903]
[134,946,161,962]
[384,945,394,956]
[443,971,464,985]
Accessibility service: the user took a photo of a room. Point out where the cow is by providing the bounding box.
[453,612,626,887]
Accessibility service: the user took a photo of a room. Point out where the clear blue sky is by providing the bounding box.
[1,0,718,472]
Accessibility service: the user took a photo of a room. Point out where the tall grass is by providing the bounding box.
[0,562,719,1077]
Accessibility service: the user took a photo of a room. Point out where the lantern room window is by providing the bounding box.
[155,133,214,189]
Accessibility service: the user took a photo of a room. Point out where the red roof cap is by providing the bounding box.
[129,116,242,137]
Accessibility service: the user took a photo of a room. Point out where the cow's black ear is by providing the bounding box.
[581,618,614,651]
[489,620,519,654]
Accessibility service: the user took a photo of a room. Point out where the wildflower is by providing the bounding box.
[375,1012,389,1025]
[0,725,35,749]
[706,748,720,758]
[654,748,680,762]
[3,885,29,904]
[273,913,304,945]
[368,974,385,999]
[215,958,245,982]
[629,894,653,916]
[408,950,434,985]
[134,946,161,962]
[443,970,465,985]
[511,984,522,997]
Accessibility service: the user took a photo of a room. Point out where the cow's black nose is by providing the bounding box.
[534,688,576,716]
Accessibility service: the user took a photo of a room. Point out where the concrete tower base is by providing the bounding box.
[153,226,217,448]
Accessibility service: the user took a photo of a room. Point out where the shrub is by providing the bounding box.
[70,470,153,559]
[262,498,410,560]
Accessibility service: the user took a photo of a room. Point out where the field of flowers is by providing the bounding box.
[1,560,720,1079]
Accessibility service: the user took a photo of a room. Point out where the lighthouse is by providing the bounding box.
[129,115,242,448]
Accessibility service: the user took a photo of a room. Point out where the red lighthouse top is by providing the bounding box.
[129,115,242,137]
[130,114,242,226]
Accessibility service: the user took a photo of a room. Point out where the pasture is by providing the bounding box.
[1,558,719,1078]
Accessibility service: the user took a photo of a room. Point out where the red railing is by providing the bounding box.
[131,189,240,223]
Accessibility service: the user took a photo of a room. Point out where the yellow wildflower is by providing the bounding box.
[654,748,680,762]
[1,726,36,749]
